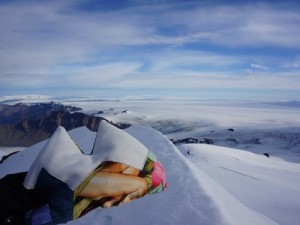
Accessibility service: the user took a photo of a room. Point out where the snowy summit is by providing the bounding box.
[1,123,299,225]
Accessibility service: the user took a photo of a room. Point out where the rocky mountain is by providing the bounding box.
[0,102,130,147]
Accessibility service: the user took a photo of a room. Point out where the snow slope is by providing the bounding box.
[0,125,292,225]
[178,144,300,225]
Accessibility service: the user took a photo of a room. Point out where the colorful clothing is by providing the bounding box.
[73,152,168,219]
[22,121,168,225]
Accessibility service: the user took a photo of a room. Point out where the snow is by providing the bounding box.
[2,96,300,128]
[1,96,300,224]
[178,144,300,225]
[1,125,298,224]
[0,95,52,104]
[0,147,26,158]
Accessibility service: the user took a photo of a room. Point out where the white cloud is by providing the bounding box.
[165,3,300,48]
[250,64,268,70]
[0,0,299,97]
[66,62,142,87]
[282,56,300,69]
[108,70,300,91]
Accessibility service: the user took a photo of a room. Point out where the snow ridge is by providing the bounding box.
[1,126,299,225]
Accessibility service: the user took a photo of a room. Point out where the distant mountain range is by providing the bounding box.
[0,102,130,146]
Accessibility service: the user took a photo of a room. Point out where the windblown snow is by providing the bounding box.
[1,125,299,225]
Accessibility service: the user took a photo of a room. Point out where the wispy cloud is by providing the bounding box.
[0,0,299,99]
[250,64,268,70]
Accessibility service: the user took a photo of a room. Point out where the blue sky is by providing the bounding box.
[0,0,300,100]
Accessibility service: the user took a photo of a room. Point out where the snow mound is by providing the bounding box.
[0,126,290,225]
[178,144,300,225]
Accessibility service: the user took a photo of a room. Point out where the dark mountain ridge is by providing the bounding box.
[0,102,130,147]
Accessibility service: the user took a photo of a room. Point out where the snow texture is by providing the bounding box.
[1,125,297,225]
[1,96,300,225]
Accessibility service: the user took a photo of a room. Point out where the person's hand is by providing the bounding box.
[101,178,148,208]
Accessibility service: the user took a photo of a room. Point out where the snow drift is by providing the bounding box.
[1,125,299,225]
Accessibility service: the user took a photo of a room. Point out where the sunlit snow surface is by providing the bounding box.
[1,95,300,225]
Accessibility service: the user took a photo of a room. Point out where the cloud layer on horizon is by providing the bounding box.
[0,0,299,98]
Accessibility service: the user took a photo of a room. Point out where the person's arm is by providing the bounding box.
[99,162,140,176]
[79,172,148,199]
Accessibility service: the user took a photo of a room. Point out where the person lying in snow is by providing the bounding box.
[0,121,168,225]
